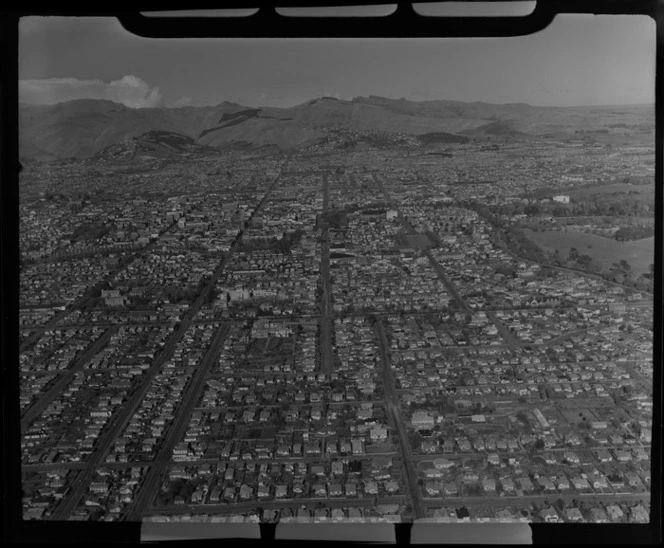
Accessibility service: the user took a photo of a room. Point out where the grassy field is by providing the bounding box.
[524,229,654,276]
[568,182,654,200]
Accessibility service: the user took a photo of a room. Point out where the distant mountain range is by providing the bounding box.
[18,96,654,161]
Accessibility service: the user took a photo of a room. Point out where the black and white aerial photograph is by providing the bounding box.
[14,5,657,530]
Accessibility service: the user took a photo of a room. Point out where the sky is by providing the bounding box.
[18,12,655,109]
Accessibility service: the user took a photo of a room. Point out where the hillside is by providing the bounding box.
[19,96,654,161]
[92,130,220,163]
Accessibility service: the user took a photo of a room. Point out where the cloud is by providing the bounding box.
[19,75,163,108]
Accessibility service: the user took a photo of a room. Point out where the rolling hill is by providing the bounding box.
[18,96,654,161]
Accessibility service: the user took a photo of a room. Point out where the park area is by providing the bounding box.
[524,229,654,277]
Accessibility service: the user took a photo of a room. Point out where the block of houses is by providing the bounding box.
[481,478,496,492]
[516,477,534,492]
[563,451,580,464]
[421,440,438,453]
[613,449,631,462]
[565,507,584,522]
[588,473,608,489]
[606,504,623,521]
[555,474,570,491]
[457,438,472,452]
[539,507,559,522]
[370,426,388,442]
[589,507,609,523]
[632,447,649,460]
[424,467,443,479]
[239,484,253,500]
[351,438,364,455]
[571,476,591,490]
[596,449,612,462]
[384,481,399,494]
[433,458,454,470]
[328,483,343,497]
[625,472,643,488]
[495,507,516,522]
[411,410,435,430]
[538,477,556,491]
[331,461,344,476]
[424,481,440,496]
[443,439,457,453]
[629,504,649,523]
[443,482,458,496]
[500,478,515,493]
[607,474,625,489]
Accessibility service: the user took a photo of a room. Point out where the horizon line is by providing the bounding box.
[18,95,656,110]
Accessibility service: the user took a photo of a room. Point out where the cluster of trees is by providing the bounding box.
[477,191,653,219]
[161,281,202,304]
[550,248,653,290]
[551,247,602,274]
[472,201,656,293]
[238,229,305,253]
[409,395,457,415]
[156,478,202,507]
[320,210,348,229]
[71,222,111,241]
[494,227,550,265]
[614,226,653,241]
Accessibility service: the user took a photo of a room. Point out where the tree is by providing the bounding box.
[568,247,579,262]
[576,254,593,268]
[516,411,529,425]
[409,431,422,451]
[552,249,563,266]
[623,277,636,288]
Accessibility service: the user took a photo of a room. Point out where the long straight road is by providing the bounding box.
[50,162,288,521]
[421,491,651,509]
[319,172,334,374]
[422,249,470,312]
[126,321,231,521]
[484,311,520,346]
[371,172,470,313]
[21,325,119,428]
[375,317,425,520]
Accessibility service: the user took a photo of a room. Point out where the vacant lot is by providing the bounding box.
[524,229,654,277]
